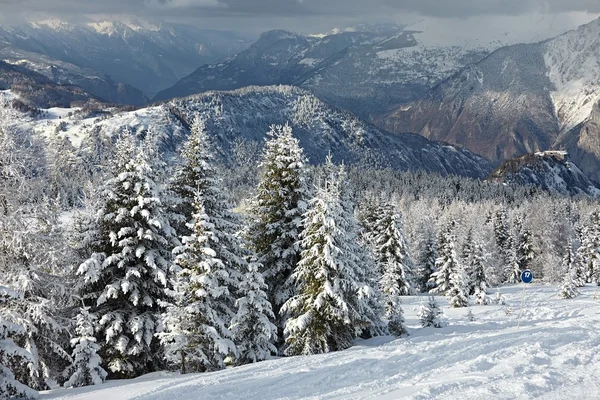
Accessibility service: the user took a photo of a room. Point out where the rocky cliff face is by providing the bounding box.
[380,17,600,181]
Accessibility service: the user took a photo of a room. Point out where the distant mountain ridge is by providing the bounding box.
[379,17,600,181]
[488,151,600,197]
[153,27,490,119]
[0,19,252,102]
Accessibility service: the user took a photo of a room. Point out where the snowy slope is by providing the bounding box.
[41,284,600,399]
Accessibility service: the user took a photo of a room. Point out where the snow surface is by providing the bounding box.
[41,284,600,399]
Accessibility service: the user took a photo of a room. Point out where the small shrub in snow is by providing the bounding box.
[419,296,448,328]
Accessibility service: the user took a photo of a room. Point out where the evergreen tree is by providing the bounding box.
[247,124,308,333]
[505,247,522,284]
[576,213,600,284]
[416,232,438,293]
[381,261,408,336]
[461,228,476,295]
[158,194,236,373]
[334,163,386,338]
[418,296,448,328]
[559,242,579,299]
[0,128,73,389]
[282,183,358,356]
[76,135,177,378]
[514,216,534,271]
[371,203,414,296]
[448,263,469,308]
[230,261,278,365]
[0,286,37,399]
[470,241,491,305]
[429,221,460,296]
[64,308,107,388]
[169,116,245,322]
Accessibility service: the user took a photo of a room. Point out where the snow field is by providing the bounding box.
[42,284,600,400]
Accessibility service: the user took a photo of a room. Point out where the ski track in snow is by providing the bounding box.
[41,285,600,400]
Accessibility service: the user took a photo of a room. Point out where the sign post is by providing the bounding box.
[517,269,533,330]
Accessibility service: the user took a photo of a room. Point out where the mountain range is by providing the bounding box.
[0,19,252,103]
[153,27,490,119]
[379,17,600,181]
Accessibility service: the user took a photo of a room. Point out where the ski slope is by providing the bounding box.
[41,284,600,400]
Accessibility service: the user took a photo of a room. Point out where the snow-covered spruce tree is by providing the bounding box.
[461,228,476,295]
[282,182,359,355]
[504,247,522,284]
[64,308,107,388]
[76,134,177,378]
[169,116,245,319]
[419,296,448,328]
[0,128,74,390]
[246,124,308,332]
[158,194,236,373]
[575,213,600,284]
[0,286,37,399]
[371,203,414,296]
[416,231,438,293]
[470,241,491,305]
[448,262,469,308]
[514,216,535,272]
[559,242,579,299]
[381,261,408,336]
[230,261,277,365]
[334,162,386,338]
[429,221,460,296]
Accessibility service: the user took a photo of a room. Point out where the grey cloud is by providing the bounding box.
[0,0,599,23]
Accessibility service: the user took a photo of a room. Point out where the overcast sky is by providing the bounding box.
[1,0,599,43]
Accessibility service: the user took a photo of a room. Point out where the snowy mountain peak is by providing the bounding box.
[544,16,600,133]
[30,19,75,32]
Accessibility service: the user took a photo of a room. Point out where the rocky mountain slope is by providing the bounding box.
[153,27,489,119]
[380,17,600,180]
[0,19,251,98]
[0,86,492,179]
[488,151,600,197]
[0,61,98,108]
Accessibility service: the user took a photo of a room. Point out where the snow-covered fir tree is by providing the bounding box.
[429,221,460,296]
[514,216,535,271]
[381,261,408,336]
[419,296,448,328]
[64,308,107,388]
[333,163,386,338]
[247,124,308,333]
[76,134,177,378]
[0,128,74,390]
[158,194,236,373]
[0,286,38,399]
[469,241,491,305]
[559,242,580,299]
[505,247,522,284]
[416,232,438,293]
[371,202,414,296]
[282,181,359,355]
[230,261,278,365]
[169,116,246,321]
[448,263,469,308]
[461,228,476,295]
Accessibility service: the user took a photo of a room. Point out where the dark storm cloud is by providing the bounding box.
[1,0,599,19]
